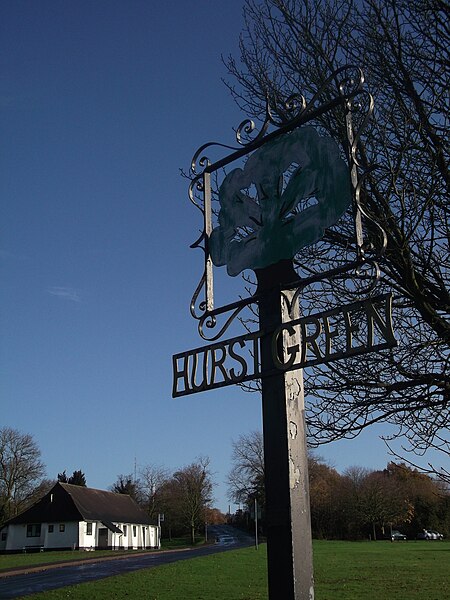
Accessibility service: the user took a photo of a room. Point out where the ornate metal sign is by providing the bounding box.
[173,65,395,600]
[174,65,394,386]
[184,66,387,347]
[173,292,395,397]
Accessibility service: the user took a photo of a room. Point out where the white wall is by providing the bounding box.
[78,521,96,550]
[81,521,155,550]
[5,522,78,550]
[5,523,44,551]
[3,521,159,552]
[4,522,78,551]
[113,523,158,549]
[44,522,78,549]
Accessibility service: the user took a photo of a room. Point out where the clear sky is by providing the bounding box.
[1,0,438,513]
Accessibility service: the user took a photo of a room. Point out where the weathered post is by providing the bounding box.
[257,260,313,600]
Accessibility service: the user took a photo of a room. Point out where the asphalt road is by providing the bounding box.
[0,526,255,599]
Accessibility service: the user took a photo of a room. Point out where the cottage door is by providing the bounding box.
[98,528,108,549]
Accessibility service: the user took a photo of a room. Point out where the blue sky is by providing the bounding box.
[1,0,435,512]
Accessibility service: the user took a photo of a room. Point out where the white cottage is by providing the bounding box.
[0,482,159,552]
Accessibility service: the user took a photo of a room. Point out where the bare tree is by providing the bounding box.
[228,433,450,537]
[139,463,169,519]
[0,427,46,524]
[227,431,265,506]
[157,477,184,538]
[172,457,213,544]
[224,0,449,473]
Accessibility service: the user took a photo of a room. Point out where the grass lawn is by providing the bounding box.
[11,540,449,600]
[314,540,449,599]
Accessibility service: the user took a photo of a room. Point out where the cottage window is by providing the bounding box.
[133,526,136,537]
[48,525,54,533]
[123,525,127,536]
[59,524,65,533]
[86,522,92,535]
[26,524,41,537]
[1,533,6,541]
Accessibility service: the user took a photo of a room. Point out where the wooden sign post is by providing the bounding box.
[257,260,313,599]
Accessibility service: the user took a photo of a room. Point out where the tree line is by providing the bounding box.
[228,432,450,540]
[0,427,218,543]
[108,457,220,544]
[2,425,448,542]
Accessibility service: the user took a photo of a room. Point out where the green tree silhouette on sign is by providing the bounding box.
[209,127,352,276]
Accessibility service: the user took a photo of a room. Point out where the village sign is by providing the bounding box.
[173,292,395,396]
[172,66,395,600]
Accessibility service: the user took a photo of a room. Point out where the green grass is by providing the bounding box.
[313,540,449,599]
[9,541,450,600]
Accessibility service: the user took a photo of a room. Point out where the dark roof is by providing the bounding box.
[102,520,123,534]
[6,482,152,526]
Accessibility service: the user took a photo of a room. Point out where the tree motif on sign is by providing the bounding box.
[209,127,352,276]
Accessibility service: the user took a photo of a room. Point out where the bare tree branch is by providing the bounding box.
[224,0,449,474]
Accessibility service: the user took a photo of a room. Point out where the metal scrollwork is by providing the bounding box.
[236,118,256,140]
[189,271,207,321]
[336,65,365,98]
[345,83,387,280]
[188,176,205,212]
[198,305,248,342]
[284,93,307,114]
[191,141,238,177]
[186,65,389,342]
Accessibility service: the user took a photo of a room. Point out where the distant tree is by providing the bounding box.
[205,507,227,525]
[0,427,46,524]
[57,470,68,483]
[341,466,372,538]
[68,470,86,486]
[383,462,449,535]
[171,457,214,544]
[227,431,350,537]
[158,478,185,539]
[26,479,56,505]
[57,469,86,486]
[224,0,449,477]
[308,456,347,539]
[342,462,448,539]
[110,474,142,502]
[227,431,265,508]
[139,464,170,520]
[356,470,415,540]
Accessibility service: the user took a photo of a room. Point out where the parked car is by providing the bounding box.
[417,529,444,540]
[417,529,430,540]
[391,530,407,541]
[428,530,444,540]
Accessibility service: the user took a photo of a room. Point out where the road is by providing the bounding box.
[0,526,254,599]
